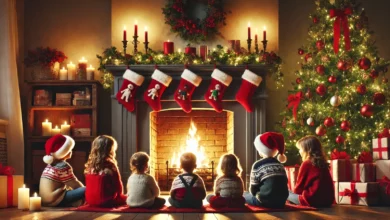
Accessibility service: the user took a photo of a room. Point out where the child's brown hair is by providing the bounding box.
[217,154,243,178]
[85,135,117,174]
[296,135,328,168]
[130,152,149,173]
[180,152,197,173]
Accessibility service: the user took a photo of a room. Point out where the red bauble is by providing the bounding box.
[313,16,319,24]
[316,65,325,75]
[324,117,335,127]
[316,40,325,51]
[328,75,337,83]
[360,104,373,117]
[337,60,347,71]
[316,84,326,96]
[305,53,312,62]
[356,84,367,95]
[358,57,371,70]
[336,135,345,144]
[315,125,326,136]
[296,78,302,84]
[373,92,386,105]
[298,48,304,55]
[369,70,379,79]
[305,89,313,99]
[340,121,351,132]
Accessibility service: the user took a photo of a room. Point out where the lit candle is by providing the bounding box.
[263,26,267,41]
[134,20,138,36]
[163,40,174,55]
[67,61,76,80]
[29,193,41,211]
[18,184,29,210]
[248,22,251,40]
[178,48,181,53]
[86,65,95,80]
[123,25,127,41]
[255,28,258,43]
[60,121,70,135]
[78,57,88,71]
[59,67,67,80]
[185,46,196,56]
[200,45,208,61]
[51,125,61,135]
[144,26,148,42]
[42,119,52,136]
[53,62,60,77]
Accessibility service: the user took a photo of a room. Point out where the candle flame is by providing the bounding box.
[124,25,126,30]
[264,26,267,31]
[64,121,67,125]
[70,61,73,64]
[89,65,93,68]
[135,20,138,24]
[145,26,148,31]
[45,119,48,123]
[55,125,58,129]
[248,22,250,27]
[168,39,170,42]
[23,184,25,188]
[34,192,37,197]
[61,67,65,70]
[178,49,181,53]
[81,57,85,60]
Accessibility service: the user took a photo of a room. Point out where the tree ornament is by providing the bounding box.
[363,74,370,81]
[305,89,313,99]
[356,84,367,95]
[305,53,312,63]
[315,125,326,136]
[306,117,314,126]
[373,92,385,105]
[336,135,345,144]
[328,75,337,83]
[324,117,335,127]
[316,40,325,51]
[313,16,319,24]
[316,65,325,75]
[330,95,341,107]
[289,130,296,138]
[360,104,373,118]
[358,57,371,70]
[321,55,330,62]
[369,70,379,79]
[337,60,347,71]
[340,120,351,132]
[296,78,302,84]
[316,84,326,96]
[298,48,305,55]
[383,78,389,83]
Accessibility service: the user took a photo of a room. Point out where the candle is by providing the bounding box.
[178,48,181,53]
[86,65,95,80]
[255,28,258,43]
[200,45,208,61]
[263,26,267,41]
[123,25,127,41]
[42,119,52,136]
[29,193,41,211]
[60,121,70,135]
[78,57,88,70]
[51,125,61,135]
[67,61,76,80]
[144,26,148,42]
[248,22,251,40]
[59,67,67,80]
[18,184,29,210]
[185,46,196,56]
[163,40,174,55]
[53,62,60,79]
[134,20,138,36]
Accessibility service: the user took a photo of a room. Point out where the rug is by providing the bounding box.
[71,204,316,213]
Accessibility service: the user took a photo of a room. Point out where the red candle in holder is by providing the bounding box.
[263,26,267,41]
[248,22,251,39]
[144,26,148,42]
[185,46,196,56]
[255,28,258,43]
[199,45,208,60]
[78,57,87,70]
[163,40,174,55]
[134,20,138,36]
[123,26,127,41]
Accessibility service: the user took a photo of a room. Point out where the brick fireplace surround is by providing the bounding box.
[108,65,267,191]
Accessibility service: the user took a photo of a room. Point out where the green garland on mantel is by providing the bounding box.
[97,45,284,90]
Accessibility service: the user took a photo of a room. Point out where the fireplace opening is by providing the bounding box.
[150,109,234,191]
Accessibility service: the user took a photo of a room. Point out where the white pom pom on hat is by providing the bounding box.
[43,134,75,164]
[254,132,287,163]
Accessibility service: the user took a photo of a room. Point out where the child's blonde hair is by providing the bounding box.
[180,152,197,173]
[296,135,328,168]
[130,152,149,173]
[85,135,118,174]
[217,154,242,178]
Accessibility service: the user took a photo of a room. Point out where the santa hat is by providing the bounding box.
[43,134,75,164]
[254,132,287,163]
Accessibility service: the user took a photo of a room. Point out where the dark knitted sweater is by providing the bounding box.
[250,157,288,207]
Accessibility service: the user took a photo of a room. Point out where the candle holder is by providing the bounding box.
[122,40,128,56]
[132,35,140,54]
[262,40,268,52]
[144,41,149,54]
[254,40,259,54]
[247,39,252,53]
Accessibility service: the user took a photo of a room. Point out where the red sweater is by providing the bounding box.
[294,160,334,207]
[85,161,126,207]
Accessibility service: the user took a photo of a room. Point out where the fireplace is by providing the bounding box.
[108,65,267,191]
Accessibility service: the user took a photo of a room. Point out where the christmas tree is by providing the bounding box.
[279,0,390,163]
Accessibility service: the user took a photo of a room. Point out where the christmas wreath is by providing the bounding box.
[162,0,228,43]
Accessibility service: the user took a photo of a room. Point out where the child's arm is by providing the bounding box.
[64,164,84,189]
[149,175,160,197]
[293,161,310,194]
[213,177,221,195]
[199,177,207,199]
[170,177,178,198]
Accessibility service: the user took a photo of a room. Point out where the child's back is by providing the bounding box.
[170,173,206,208]
[127,173,160,207]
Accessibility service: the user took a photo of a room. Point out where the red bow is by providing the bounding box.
[378,128,390,138]
[0,163,14,176]
[329,7,352,54]
[357,151,373,163]
[342,188,359,203]
[331,149,350,160]
[379,176,390,195]
[287,91,303,121]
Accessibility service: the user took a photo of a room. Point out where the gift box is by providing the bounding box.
[376,160,390,180]
[71,114,91,129]
[285,165,299,191]
[335,182,379,206]
[352,163,375,182]
[55,93,72,106]
[0,165,24,208]
[378,176,390,206]
[373,137,390,160]
[330,150,353,181]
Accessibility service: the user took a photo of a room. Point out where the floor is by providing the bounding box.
[1,206,390,220]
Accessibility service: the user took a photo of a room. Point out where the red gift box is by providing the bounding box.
[285,165,299,191]
[352,151,375,182]
[378,176,390,206]
[335,182,379,206]
[330,149,352,181]
[71,114,91,128]
[0,164,23,208]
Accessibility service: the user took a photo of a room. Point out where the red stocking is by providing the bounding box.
[174,69,202,113]
[143,69,172,112]
[204,69,232,113]
[235,69,262,112]
[115,69,145,112]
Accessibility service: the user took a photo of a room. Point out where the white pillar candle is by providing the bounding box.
[67,62,76,80]
[60,121,70,135]
[86,65,95,80]
[42,119,52,136]
[51,125,61,135]
[29,193,41,211]
[59,67,68,80]
[18,184,29,210]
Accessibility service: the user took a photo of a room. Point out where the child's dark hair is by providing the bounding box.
[217,154,242,178]
[296,135,328,168]
[180,152,197,173]
[130,152,149,173]
[85,135,117,174]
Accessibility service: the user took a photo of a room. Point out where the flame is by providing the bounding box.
[170,121,209,168]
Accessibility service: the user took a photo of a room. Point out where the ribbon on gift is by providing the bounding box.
[287,91,303,121]
[379,176,390,195]
[329,7,352,54]
[354,163,374,182]
[331,149,350,160]
[339,182,367,205]
[0,163,15,207]
[374,138,388,159]
[357,151,373,163]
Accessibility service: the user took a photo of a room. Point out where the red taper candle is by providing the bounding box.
[145,26,148,42]
[134,20,138,36]
[263,26,267,41]
[248,22,251,40]
[123,26,127,41]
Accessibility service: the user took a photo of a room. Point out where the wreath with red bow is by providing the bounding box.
[162,0,228,43]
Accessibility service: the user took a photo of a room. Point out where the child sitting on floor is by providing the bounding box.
[206,154,245,208]
[168,152,206,208]
[126,152,166,208]
[287,136,334,207]
[84,135,126,207]
[243,132,289,208]
[40,134,85,207]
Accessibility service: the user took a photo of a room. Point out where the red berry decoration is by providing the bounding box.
[369,70,379,79]
[305,53,312,63]
[358,57,371,70]
[296,78,302,84]
[316,84,327,96]
[324,117,335,127]
[316,40,325,51]
[313,16,319,24]
[298,48,304,55]
[328,75,337,83]
[360,104,373,118]
[373,92,386,105]
[316,65,325,75]
[356,84,367,95]
[336,135,345,144]
[315,125,326,136]
[337,60,347,71]
[340,121,351,132]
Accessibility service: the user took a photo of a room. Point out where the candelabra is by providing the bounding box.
[247,38,252,53]
[122,40,128,56]
[262,40,268,52]
[144,41,149,54]
[254,40,259,54]
[132,35,139,54]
